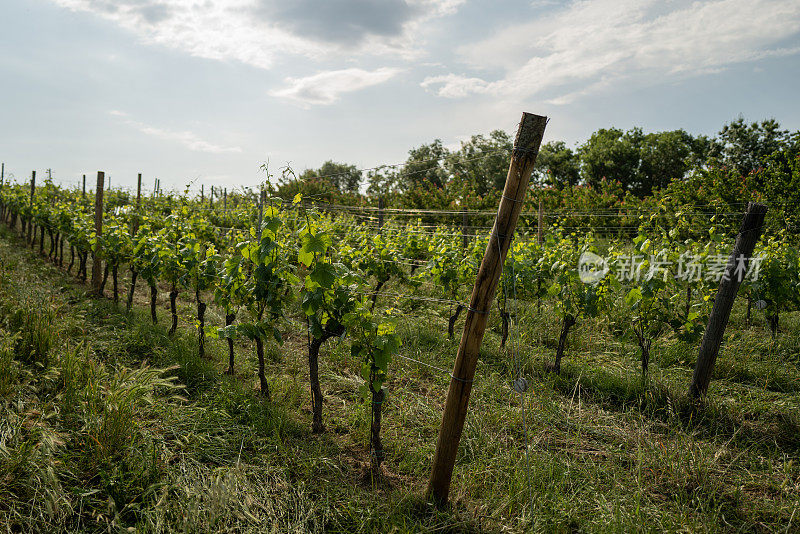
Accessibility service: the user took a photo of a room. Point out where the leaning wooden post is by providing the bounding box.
[427,112,547,505]
[91,171,105,295]
[689,202,768,397]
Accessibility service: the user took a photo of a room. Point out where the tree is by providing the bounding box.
[580,127,702,196]
[448,130,512,196]
[272,161,362,204]
[305,161,362,194]
[637,130,694,195]
[534,141,580,188]
[398,139,450,191]
[579,128,642,192]
[711,117,791,177]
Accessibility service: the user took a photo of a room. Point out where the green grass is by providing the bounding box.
[0,225,799,533]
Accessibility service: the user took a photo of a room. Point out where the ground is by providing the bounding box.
[0,225,798,533]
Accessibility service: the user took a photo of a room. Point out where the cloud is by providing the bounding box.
[50,0,464,67]
[421,0,800,103]
[270,67,400,107]
[420,74,491,98]
[110,110,242,154]
[255,0,416,45]
[52,0,316,69]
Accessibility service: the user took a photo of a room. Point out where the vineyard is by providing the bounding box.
[0,124,799,532]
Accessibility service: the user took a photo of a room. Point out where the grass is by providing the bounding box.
[0,224,798,533]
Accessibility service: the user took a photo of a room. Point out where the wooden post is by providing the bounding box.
[427,112,547,504]
[91,171,105,295]
[28,171,36,245]
[82,174,86,199]
[378,197,385,228]
[133,173,142,236]
[689,202,768,397]
[1,162,4,192]
[224,188,227,211]
[257,188,265,241]
[200,184,204,201]
[462,210,469,251]
[209,185,214,209]
[537,198,544,245]
[107,175,111,190]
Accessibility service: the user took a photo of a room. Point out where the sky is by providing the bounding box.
[1,0,800,193]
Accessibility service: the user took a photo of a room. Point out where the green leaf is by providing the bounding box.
[301,231,331,256]
[625,287,643,307]
[298,249,314,268]
[310,262,337,289]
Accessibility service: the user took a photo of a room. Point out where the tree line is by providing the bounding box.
[270,117,800,223]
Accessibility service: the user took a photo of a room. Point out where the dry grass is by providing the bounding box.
[0,226,798,533]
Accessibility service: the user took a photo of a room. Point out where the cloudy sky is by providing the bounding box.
[1,0,799,192]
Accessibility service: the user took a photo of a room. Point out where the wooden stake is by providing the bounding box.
[28,171,36,245]
[462,210,469,251]
[537,198,544,245]
[427,112,547,505]
[209,185,214,209]
[224,188,227,211]
[91,171,105,295]
[257,188,265,241]
[689,202,768,397]
[133,173,142,236]
[82,174,86,199]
